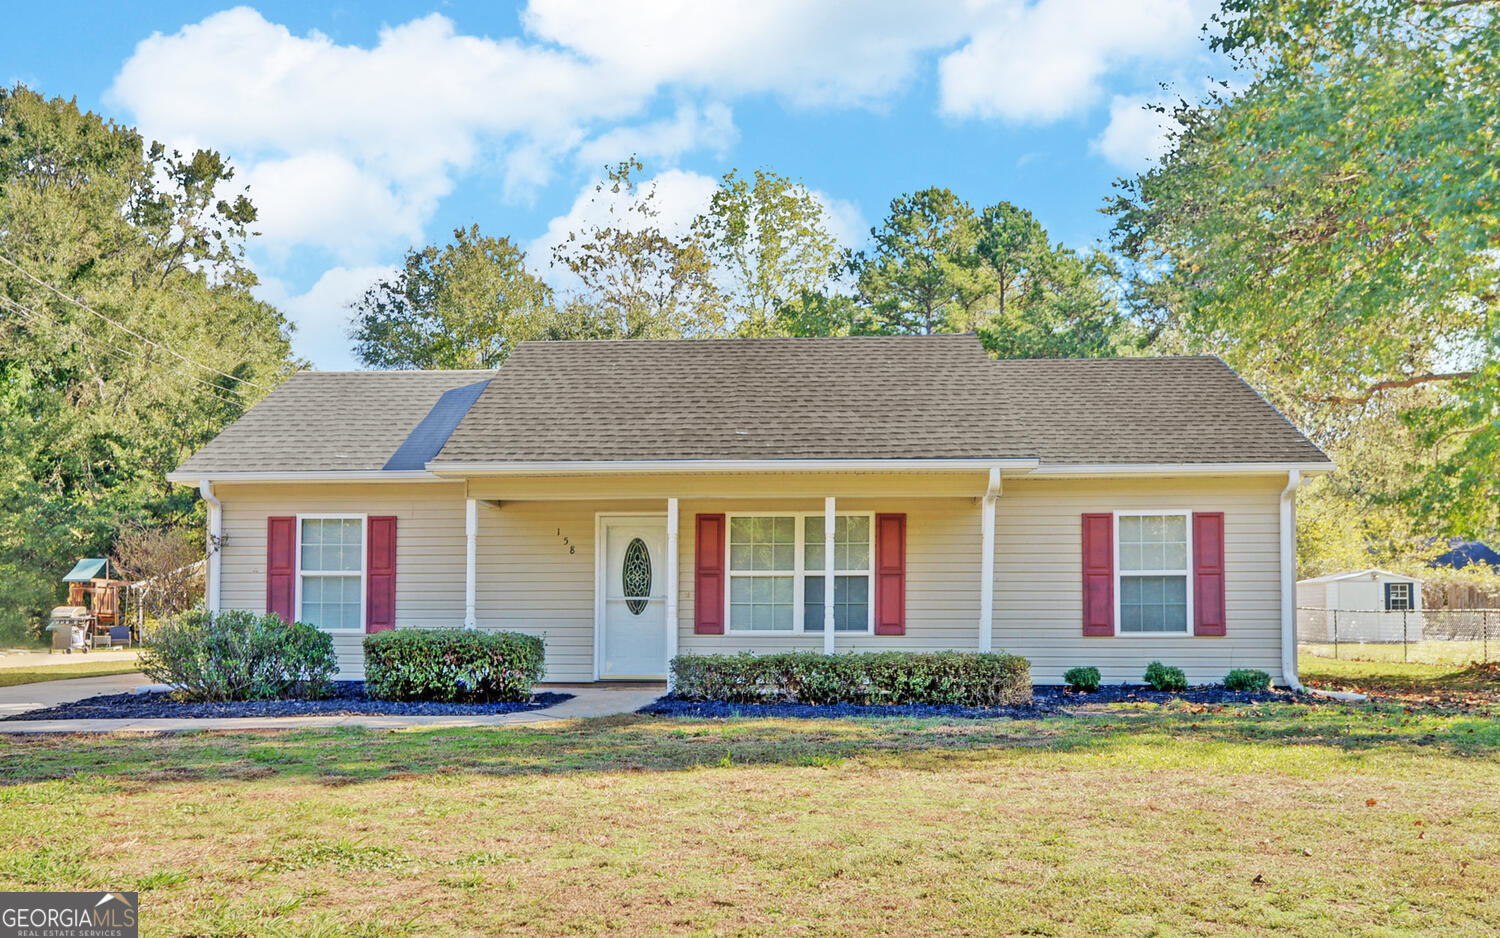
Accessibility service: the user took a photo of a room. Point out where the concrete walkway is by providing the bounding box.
[0,680,664,735]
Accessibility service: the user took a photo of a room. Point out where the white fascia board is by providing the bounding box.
[166,470,445,484]
[1025,461,1335,478]
[424,458,1043,475]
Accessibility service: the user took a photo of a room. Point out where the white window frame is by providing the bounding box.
[1113,509,1194,638]
[723,511,876,636]
[1387,582,1413,611]
[294,513,367,634]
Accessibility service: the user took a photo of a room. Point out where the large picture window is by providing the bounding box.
[298,516,364,631]
[726,513,873,634]
[1116,512,1190,634]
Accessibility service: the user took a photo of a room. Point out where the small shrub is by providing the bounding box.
[141,609,337,702]
[1063,666,1102,693]
[1223,668,1272,692]
[1143,661,1188,693]
[363,629,545,702]
[670,651,1031,707]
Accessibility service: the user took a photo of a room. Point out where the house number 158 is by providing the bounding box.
[557,529,574,554]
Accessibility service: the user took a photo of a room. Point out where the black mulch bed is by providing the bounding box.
[639,684,1297,720]
[5,683,573,721]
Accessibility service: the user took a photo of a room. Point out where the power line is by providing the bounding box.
[0,250,269,390]
[0,294,250,409]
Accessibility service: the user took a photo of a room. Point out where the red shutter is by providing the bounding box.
[1193,511,1227,636]
[694,514,725,634]
[366,516,397,633]
[266,516,296,624]
[1081,513,1114,636]
[874,513,906,635]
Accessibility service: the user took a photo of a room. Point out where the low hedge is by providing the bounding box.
[141,609,337,702]
[1223,668,1272,692]
[363,628,546,702]
[670,651,1031,707]
[1143,661,1188,692]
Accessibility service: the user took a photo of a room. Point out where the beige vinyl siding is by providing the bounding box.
[212,470,1288,685]
[993,476,1286,685]
[674,497,982,656]
[218,482,467,679]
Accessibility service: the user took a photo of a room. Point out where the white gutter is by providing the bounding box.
[1279,469,1303,692]
[198,480,223,613]
[426,458,1042,475]
[167,470,443,484]
[1027,461,1334,477]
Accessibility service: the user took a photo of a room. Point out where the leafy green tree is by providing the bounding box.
[847,188,984,335]
[695,169,842,336]
[974,202,1123,358]
[1107,0,1499,533]
[0,85,294,641]
[550,159,726,340]
[349,225,553,369]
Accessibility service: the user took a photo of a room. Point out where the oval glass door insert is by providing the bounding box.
[623,537,651,615]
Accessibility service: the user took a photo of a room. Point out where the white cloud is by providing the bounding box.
[108,7,646,260]
[1091,94,1176,168]
[938,0,1213,122]
[574,103,739,170]
[256,265,396,369]
[523,0,972,108]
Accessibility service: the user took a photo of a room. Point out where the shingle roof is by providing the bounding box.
[431,335,1326,465]
[174,370,495,474]
[172,335,1329,476]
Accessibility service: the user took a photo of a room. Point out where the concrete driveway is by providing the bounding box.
[0,671,152,717]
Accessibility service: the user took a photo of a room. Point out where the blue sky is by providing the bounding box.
[4,1,1223,368]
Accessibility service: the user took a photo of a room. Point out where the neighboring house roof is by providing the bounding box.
[1431,540,1500,570]
[1297,568,1421,585]
[174,370,495,474]
[171,335,1331,478]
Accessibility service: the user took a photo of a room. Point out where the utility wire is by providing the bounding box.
[0,294,250,408]
[0,249,269,390]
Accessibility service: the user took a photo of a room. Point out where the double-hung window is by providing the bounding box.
[726,513,873,634]
[298,516,364,631]
[1116,512,1191,634]
[1386,582,1413,611]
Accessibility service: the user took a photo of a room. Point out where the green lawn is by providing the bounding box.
[0,657,141,687]
[2,701,1498,936]
[1300,655,1500,707]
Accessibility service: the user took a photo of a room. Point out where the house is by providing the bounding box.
[167,335,1333,687]
[1296,568,1425,643]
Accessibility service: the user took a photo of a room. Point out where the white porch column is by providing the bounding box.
[824,496,836,655]
[978,467,1000,652]
[665,497,680,690]
[464,498,478,629]
[199,481,222,613]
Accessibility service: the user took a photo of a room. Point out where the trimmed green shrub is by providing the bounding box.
[363,629,545,702]
[1143,661,1188,693]
[141,608,337,702]
[1063,666,1102,693]
[1223,668,1272,692]
[670,651,1031,707]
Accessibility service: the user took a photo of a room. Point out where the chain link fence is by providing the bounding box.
[1298,607,1498,664]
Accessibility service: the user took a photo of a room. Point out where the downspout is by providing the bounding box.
[1279,469,1302,692]
[199,480,223,613]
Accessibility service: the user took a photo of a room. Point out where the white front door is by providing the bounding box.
[597,515,669,679]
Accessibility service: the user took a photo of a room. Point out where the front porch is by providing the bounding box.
[454,467,1018,682]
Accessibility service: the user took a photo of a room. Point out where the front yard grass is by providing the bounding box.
[1301,655,1500,707]
[2,700,1498,936]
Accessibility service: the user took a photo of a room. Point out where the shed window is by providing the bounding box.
[1116,513,1190,634]
[1386,582,1413,611]
[298,517,364,631]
